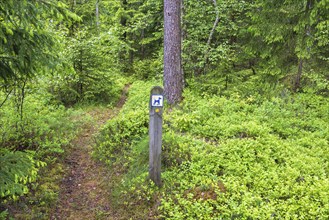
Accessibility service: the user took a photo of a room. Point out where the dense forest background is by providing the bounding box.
[1,0,329,219]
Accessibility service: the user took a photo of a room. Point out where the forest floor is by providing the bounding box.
[51,86,129,220]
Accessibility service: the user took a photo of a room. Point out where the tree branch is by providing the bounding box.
[0,88,13,109]
[203,0,220,74]
[206,0,220,47]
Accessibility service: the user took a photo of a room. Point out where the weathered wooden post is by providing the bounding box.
[149,86,164,187]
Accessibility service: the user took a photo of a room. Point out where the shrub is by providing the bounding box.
[159,90,329,219]
[94,81,329,219]
[0,88,81,209]
[93,81,156,167]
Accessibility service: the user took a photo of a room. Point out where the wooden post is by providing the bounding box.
[149,86,164,187]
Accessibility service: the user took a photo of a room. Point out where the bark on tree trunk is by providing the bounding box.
[95,0,100,30]
[121,0,127,40]
[141,29,145,59]
[293,0,313,92]
[294,58,303,92]
[181,0,185,85]
[164,0,183,105]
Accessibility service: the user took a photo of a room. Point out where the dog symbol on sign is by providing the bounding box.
[152,95,163,107]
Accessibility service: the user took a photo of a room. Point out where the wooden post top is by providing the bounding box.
[151,86,164,94]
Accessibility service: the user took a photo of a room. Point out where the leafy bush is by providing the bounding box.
[92,81,163,218]
[159,90,329,219]
[132,58,163,80]
[94,80,329,219]
[0,150,44,200]
[0,94,78,156]
[48,70,123,106]
[0,87,81,210]
[93,81,155,167]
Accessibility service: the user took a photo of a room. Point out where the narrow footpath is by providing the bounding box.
[51,86,129,220]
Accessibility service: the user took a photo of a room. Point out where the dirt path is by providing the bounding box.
[51,86,129,220]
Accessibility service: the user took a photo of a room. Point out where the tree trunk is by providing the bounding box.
[294,58,303,92]
[141,29,145,59]
[95,0,100,30]
[164,0,183,105]
[294,0,313,92]
[181,0,184,81]
[121,0,127,40]
[203,0,220,74]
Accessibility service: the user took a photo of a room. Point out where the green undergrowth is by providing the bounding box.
[94,81,329,219]
[93,81,159,218]
[0,91,90,219]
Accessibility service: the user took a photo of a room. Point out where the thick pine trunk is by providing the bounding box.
[164,0,183,105]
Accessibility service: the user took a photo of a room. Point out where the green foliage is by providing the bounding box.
[110,137,161,219]
[117,0,163,63]
[0,210,8,219]
[95,81,329,219]
[53,0,329,95]
[0,0,78,81]
[183,0,250,76]
[93,81,154,166]
[0,89,78,156]
[94,108,148,167]
[0,81,81,211]
[162,132,194,168]
[48,1,124,106]
[0,149,43,199]
[93,81,163,218]
[248,0,329,88]
[5,162,65,220]
[61,0,329,93]
[91,0,163,76]
[159,89,329,219]
[1,0,328,218]
[132,58,163,80]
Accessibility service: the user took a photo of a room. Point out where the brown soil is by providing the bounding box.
[51,85,129,220]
